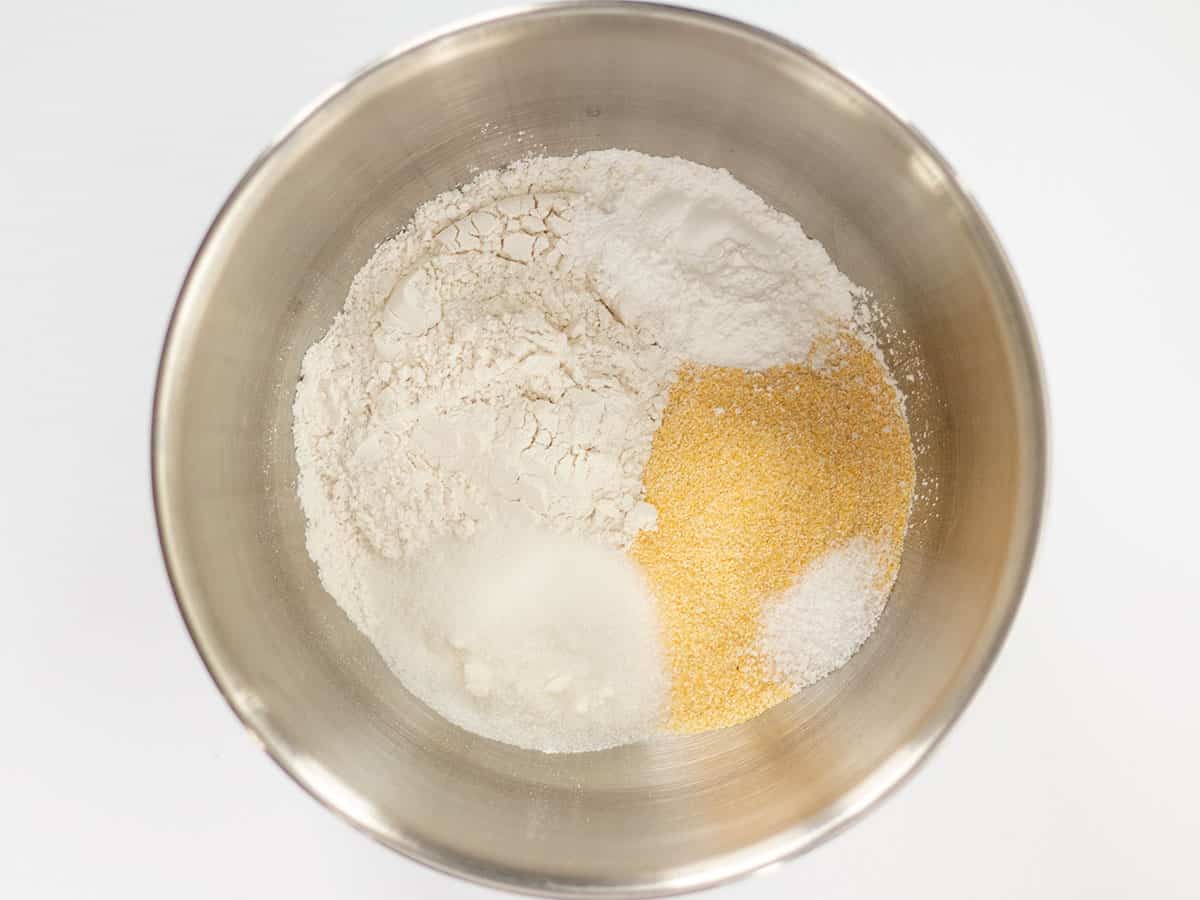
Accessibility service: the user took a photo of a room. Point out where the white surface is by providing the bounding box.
[2,0,1198,897]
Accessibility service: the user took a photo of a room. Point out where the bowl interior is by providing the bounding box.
[154,5,1044,896]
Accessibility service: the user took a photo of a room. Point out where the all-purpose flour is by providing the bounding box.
[293,150,872,751]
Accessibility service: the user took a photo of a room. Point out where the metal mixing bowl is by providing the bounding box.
[152,3,1046,896]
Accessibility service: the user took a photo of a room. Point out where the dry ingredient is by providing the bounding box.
[294,161,676,753]
[757,536,894,688]
[363,524,667,752]
[294,189,673,568]
[632,337,914,733]
[560,156,858,368]
[293,148,913,752]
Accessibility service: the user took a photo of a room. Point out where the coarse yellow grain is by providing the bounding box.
[633,334,915,733]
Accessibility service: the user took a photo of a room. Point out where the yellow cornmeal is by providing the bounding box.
[633,335,915,733]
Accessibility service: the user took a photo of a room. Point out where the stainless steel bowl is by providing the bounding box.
[153,3,1046,896]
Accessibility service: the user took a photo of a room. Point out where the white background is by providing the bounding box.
[3,0,1198,897]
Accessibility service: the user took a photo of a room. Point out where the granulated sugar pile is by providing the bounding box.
[293,150,914,752]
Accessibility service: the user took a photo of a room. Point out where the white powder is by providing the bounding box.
[295,182,673,565]
[560,154,858,368]
[757,537,892,689]
[293,149,868,751]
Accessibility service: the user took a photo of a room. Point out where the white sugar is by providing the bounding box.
[362,523,667,753]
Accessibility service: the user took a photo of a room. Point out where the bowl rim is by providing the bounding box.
[151,2,1048,896]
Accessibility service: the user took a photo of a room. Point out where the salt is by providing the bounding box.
[757,537,892,689]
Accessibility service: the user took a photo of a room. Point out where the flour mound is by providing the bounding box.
[294,176,673,565]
